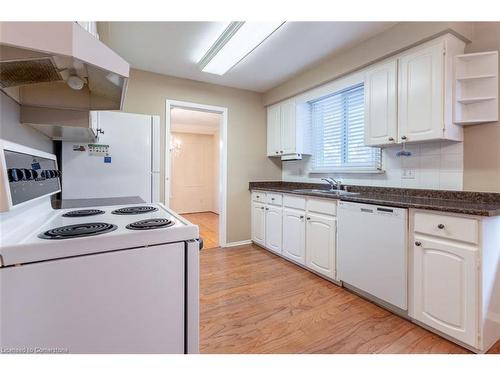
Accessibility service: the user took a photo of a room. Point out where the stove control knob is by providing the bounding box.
[32,169,39,179]
[48,170,55,178]
[22,168,36,180]
[8,168,23,182]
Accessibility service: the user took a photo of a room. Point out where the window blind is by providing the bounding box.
[310,84,381,172]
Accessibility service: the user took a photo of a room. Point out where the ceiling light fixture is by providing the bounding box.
[198,21,285,76]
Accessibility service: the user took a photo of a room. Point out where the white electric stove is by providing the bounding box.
[0,140,200,354]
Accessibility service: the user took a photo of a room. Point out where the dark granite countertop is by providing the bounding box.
[249,181,500,217]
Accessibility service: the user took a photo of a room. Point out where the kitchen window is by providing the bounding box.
[310,83,381,173]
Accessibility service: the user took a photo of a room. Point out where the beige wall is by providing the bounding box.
[122,69,281,243]
[263,22,500,192]
[170,132,217,214]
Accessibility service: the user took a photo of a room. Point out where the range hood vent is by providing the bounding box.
[0,58,62,88]
[0,22,129,112]
[281,153,303,161]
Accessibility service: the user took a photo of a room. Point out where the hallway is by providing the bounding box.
[182,212,219,249]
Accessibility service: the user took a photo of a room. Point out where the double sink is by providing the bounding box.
[291,188,360,197]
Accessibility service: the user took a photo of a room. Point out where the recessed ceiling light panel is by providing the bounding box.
[199,21,285,76]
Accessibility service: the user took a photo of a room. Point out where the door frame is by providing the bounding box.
[165,99,228,247]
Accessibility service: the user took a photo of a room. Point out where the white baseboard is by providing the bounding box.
[224,240,252,248]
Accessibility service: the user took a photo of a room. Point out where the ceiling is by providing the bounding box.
[100,21,397,92]
[171,107,220,134]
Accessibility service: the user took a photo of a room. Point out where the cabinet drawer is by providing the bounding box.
[307,198,337,216]
[414,211,479,244]
[266,193,283,206]
[252,191,266,203]
[283,194,306,210]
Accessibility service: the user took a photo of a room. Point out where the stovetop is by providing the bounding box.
[1,203,199,266]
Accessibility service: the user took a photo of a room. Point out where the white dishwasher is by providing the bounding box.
[337,201,408,310]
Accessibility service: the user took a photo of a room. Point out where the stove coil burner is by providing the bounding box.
[38,223,117,239]
[62,209,105,218]
[126,218,174,230]
[111,206,158,215]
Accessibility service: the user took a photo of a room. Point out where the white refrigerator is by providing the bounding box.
[62,111,160,203]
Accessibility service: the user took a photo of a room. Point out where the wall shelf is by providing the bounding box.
[454,51,498,125]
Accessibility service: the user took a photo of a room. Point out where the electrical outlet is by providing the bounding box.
[402,168,416,179]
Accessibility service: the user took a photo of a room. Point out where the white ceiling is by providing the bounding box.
[101,21,397,92]
[170,107,220,134]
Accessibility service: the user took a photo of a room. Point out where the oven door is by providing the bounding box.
[0,242,185,354]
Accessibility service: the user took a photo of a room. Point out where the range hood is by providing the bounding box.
[0,22,130,140]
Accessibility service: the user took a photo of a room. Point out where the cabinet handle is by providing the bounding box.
[415,241,422,246]
[275,151,279,154]
[388,137,394,141]
[265,208,269,211]
[401,136,407,141]
[280,150,283,154]
[437,224,445,229]
[261,207,265,210]
[306,217,311,220]
[256,195,260,198]
[271,198,275,200]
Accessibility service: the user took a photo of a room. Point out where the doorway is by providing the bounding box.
[165,100,227,248]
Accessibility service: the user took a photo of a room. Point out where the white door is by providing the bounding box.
[364,59,398,146]
[412,236,478,347]
[398,42,445,142]
[265,206,282,254]
[282,208,306,265]
[306,213,336,279]
[280,98,296,155]
[251,203,266,246]
[267,104,281,156]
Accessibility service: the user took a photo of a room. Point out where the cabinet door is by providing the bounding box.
[280,98,296,155]
[398,42,445,142]
[282,208,306,265]
[265,206,282,254]
[251,203,266,246]
[306,213,336,279]
[364,59,398,146]
[412,236,478,347]
[267,104,281,157]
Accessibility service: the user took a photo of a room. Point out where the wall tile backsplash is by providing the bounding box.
[282,140,464,190]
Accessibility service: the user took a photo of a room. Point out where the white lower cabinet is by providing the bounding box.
[251,193,337,280]
[251,202,266,247]
[306,213,336,279]
[412,236,478,347]
[282,208,306,265]
[265,206,282,254]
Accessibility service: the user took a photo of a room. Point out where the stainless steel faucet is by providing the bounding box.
[321,177,341,191]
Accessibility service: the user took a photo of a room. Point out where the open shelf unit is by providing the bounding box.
[454,51,498,125]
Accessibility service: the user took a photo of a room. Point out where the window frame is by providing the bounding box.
[305,79,383,174]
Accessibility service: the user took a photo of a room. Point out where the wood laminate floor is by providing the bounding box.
[200,244,500,354]
[182,212,219,249]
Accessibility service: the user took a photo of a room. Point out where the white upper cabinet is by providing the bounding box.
[398,41,446,142]
[266,103,281,157]
[364,59,398,146]
[363,34,466,147]
[280,98,297,155]
[266,98,311,158]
